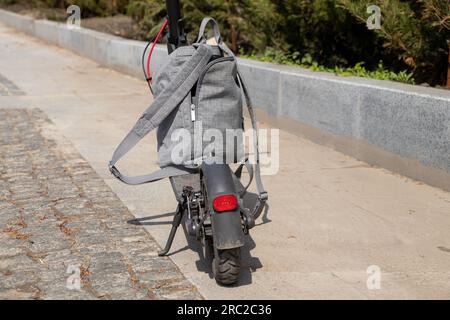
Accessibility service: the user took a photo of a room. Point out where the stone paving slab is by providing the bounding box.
[0,108,202,300]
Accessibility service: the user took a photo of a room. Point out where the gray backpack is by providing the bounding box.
[109,18,266,209]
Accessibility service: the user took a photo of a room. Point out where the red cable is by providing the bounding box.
[146,19,168,85]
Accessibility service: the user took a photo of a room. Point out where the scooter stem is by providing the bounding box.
[165,0,188,53]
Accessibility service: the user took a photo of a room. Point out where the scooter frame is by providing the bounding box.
[157,0,254,285]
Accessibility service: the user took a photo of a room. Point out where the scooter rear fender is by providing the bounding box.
[201,163,245,250]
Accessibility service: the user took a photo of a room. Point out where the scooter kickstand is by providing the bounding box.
[158,204,184,256]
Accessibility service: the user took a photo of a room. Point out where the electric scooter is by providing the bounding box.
[145,0,266,286]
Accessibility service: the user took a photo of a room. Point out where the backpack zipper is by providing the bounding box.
[190,103,196,122]
[191,56,235,122]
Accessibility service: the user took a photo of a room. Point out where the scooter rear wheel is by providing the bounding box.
[213,247,241,285]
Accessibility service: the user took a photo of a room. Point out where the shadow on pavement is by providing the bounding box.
[187,191,268,287]
[127,191,269,287]
[127,211,175,226]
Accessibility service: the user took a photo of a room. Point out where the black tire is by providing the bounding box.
[213,247,241,286]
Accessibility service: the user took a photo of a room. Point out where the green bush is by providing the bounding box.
[67,0,129,17]
[339,0,449,85]
[271,0,385,69]
[1,0,447,86]
[127,0,280,53]
[242,49,415,84]
[125,0,421,84]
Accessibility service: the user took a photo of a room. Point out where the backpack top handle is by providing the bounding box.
[196,17,222,45]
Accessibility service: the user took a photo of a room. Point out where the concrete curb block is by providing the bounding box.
[1,8,449,191]
[0,9,34,35]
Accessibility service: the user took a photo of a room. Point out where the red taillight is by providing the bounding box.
[213,194,238,212]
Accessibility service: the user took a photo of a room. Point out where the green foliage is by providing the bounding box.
[242,49,415,84]
[68,0,129,17]
[1,0,446,86]
[271,0,383,68]
[420,0,450,31]
[339,0,450,85]
[126,0,167,38]
[126,0,280,53]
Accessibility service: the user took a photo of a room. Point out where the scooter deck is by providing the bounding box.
[170,173,201,203]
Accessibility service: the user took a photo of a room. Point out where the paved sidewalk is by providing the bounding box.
[1,23,450,299]
[0,108,201,299]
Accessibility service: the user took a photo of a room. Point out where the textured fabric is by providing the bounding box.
[155,45,244,167]
[108,17,267,218]
[108,44,213,185]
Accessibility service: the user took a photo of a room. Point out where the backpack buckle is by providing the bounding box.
[108,163,120,179]
[259,191,268,202]
[251,191,268,218]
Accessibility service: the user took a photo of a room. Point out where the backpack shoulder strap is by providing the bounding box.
[236,72,268,219]
[108,44,213,185]
[219,43,268,218]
